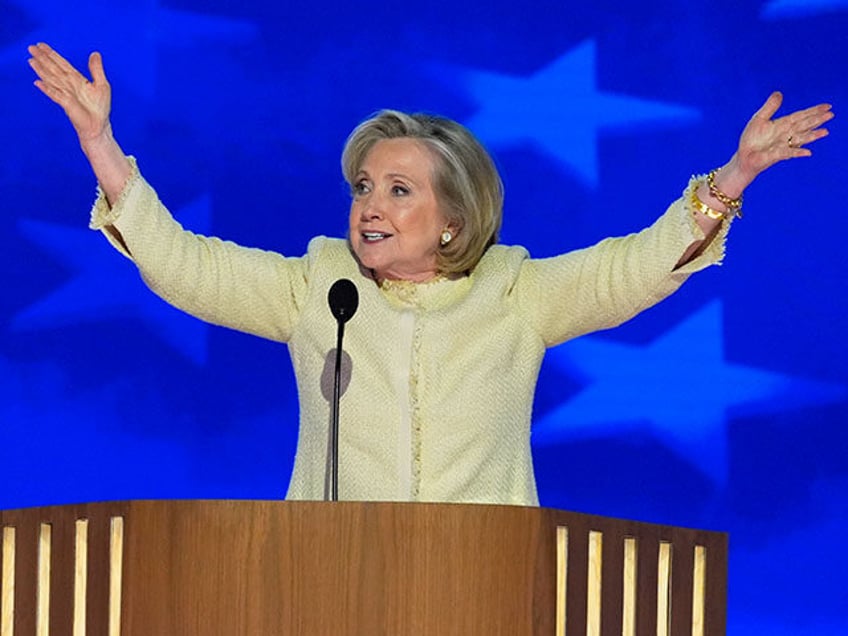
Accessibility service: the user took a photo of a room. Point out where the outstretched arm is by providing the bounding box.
[28,42,131,205]
[27,42,309,342]
[678,91,833,265]
[523,92,834,346]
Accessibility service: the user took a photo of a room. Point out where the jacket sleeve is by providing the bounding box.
[517,178,733,347]
[89,157,309,343]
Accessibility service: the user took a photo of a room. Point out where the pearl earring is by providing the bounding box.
[440,230,453,246]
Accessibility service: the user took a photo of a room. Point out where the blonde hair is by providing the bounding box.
[341,110,503,275]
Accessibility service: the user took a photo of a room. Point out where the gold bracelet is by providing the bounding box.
[706,169,743,217]
[690,184,727,220]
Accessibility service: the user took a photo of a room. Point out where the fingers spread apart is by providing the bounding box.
[783,104,834,152]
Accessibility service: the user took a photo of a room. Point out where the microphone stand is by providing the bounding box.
[330,319,345,502]
[326,278,358,502]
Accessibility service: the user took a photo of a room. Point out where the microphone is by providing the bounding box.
[328,278,359,324]
[327,279,359,501]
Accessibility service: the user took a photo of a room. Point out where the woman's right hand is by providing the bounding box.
[28,43,131,205]
[28,42,112,149]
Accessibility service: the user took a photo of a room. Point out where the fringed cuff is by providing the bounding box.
[674,175,735,274]
[88,156,141,230]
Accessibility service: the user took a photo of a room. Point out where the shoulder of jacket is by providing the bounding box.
[303,236,362,280]
[306,235,348,254]
[475,243,530,275]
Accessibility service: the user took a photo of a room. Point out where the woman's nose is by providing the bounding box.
[359,194,384,220]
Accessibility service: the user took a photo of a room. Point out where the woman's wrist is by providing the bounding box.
[710,154,754,200]
[80,125,132,206]
[80,123,117,158]
[691,154,752,218]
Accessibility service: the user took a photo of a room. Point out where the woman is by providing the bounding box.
[27,43,833,505]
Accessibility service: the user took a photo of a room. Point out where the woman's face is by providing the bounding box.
[348,138,453,282]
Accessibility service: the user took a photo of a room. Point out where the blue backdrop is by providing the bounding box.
[2,0,846,633]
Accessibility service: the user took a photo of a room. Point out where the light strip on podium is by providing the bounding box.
[691,545,706,636]
[657,541,672,636]
[555,526,568,636]
[74,519,89,636]
[109,516,124,636]
[622,537,637,636]
[36,524,51,636]
[1,527,14,636]
[586,530,603,636]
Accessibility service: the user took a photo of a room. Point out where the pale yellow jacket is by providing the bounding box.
[91,159,730,506]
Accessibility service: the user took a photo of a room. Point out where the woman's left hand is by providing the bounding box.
[738,91,833,178]
[718,92,834,196]
[682,93,834,262]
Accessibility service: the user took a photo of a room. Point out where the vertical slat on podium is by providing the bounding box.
[73,519,89,636]
[6,511,37,636]
[49,510,77,636]
[621,536,638,636]
[86,509,110,636]
[704,532,728,636]
[86,506,124,636]
[691,544,706,636]
[1,522,14,636]
[635,530,659,636]
[656,541,673,636]
[669,530,694,636]
[555,525,568,636]
[564,516,589,636]
[36,522,52,636]
[586,530,603,636]
[108,516,123,636]
[599,526,624,636]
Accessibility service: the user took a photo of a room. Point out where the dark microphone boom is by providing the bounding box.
[327,279,359,501]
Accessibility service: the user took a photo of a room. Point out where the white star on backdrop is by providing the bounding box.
[451,40,701,187]
[533,300,847,486]
[13,196,214,365]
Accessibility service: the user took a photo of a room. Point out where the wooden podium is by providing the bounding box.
[1,500,727,635]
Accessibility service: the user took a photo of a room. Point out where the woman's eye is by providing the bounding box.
[352,181,370,196]
[392,185,410,196]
